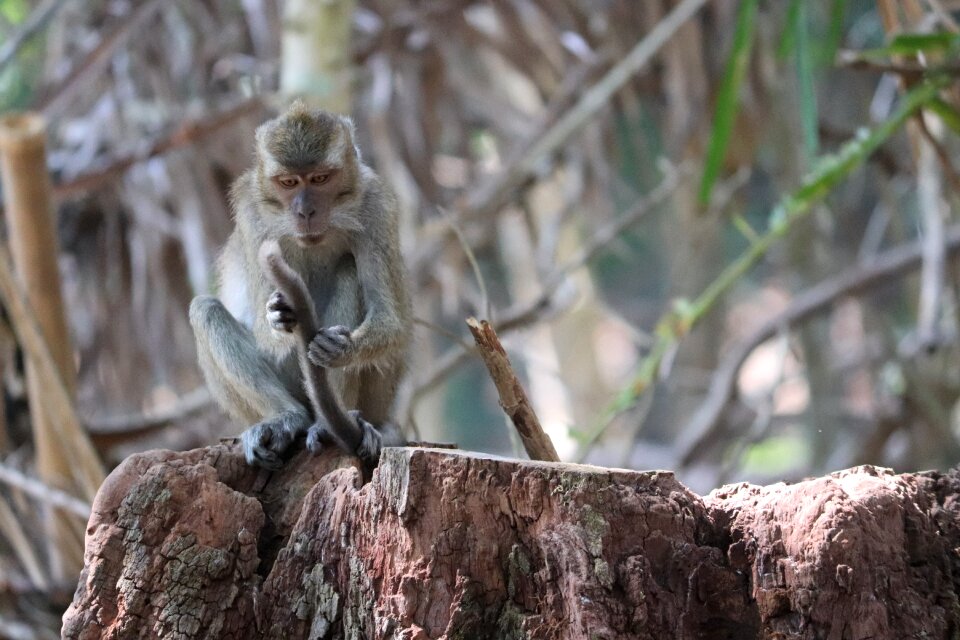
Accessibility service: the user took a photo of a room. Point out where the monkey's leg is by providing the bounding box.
[355,365,408,459]
[189,295,310,469]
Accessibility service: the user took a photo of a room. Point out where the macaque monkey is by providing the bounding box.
[189,103,410,469]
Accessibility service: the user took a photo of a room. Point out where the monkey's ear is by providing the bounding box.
[338,115,362,161]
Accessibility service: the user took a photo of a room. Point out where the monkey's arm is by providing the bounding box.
[309,195,411,371]
[189,294,310,469]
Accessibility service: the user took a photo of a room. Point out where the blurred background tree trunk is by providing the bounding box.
[280,0,356,113]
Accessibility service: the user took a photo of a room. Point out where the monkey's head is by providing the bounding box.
[253,102,363,247]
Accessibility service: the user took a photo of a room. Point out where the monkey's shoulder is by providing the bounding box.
[356,166,399,223]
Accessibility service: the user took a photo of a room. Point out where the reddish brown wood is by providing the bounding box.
[466,317,560,462]
[63,441,960,639]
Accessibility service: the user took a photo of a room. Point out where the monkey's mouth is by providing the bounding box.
[296,233,326,246]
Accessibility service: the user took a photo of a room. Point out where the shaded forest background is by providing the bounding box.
[1,0,959,636]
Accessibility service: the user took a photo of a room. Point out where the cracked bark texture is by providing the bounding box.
[63,444,960,640]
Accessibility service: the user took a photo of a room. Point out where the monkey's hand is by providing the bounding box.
[266,290,297,333]
[241,409,308,469]
[307,325,353,368]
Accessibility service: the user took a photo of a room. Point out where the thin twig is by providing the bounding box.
[915,115,948,351]
[0,462,90,519]
[678,224,960,467]
[53,98,263,200]
[38,0,166,118]
[411,0,708,280]
[0,495,47,590]
[84,387,212,445]
[461,0,710,220]
[837,50,960,78]
[915,110,960,192]
[439,207,491,322]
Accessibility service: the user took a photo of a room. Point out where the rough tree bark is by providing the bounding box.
[63,442,960,639]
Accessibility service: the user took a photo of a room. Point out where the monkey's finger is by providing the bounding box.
[325,325,353,341]
[314,338,349,355]
[306,426,327,454]
[251,447,282,469]
[310,334,344,353]
[307,345,335,367]
[267,289,289,304]
[267,310,297,332]
[307,340,346,368]
[313,331,351,352]
[266,297,293,313]
[243,438,280,468]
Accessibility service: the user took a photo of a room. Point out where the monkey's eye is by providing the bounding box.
[277,177,299,188]
[309,173,330,185]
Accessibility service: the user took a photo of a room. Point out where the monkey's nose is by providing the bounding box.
[298,208,316,220]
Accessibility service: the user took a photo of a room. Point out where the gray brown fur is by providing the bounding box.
[189,103,411,469]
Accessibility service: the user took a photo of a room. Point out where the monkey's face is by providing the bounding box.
[254,105,363,247]
[268,166,353,245]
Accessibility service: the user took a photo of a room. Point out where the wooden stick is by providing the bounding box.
[466,318,559,462]
[0,112,103,580]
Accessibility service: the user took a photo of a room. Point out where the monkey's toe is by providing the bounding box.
[354,414,382,465]
[247,446,283,470]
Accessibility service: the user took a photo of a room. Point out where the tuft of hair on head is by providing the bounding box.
[286,99,310,117]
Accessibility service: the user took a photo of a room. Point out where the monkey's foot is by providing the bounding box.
[353,411,383,465]
[266,290,297,333]
[307,325,353,368]
[305,411,385,466]
[241,410,309,470]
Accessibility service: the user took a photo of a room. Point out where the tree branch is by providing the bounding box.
[678,223,960,467]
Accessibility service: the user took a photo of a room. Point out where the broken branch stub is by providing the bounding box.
[466,317,560,462]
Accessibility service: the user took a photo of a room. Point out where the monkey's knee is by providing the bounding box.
[189,295,229,334]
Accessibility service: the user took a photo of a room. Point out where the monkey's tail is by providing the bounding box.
[258,240,363,452]
[258,240,318,339]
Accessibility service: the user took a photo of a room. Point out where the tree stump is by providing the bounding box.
[63,443,960,639]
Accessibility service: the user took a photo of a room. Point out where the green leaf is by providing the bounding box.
[698,0,759,206]
[888,32,960,55]
[859,32,960,59]
[0,0,29,24]
[926,98,960,137]
[777,0,802,61]
[794,1,819,160]
[821,0,846,66]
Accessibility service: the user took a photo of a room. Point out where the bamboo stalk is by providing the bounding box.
[0,112,102,580]
[280,0,356,113]
[466,318,560,462]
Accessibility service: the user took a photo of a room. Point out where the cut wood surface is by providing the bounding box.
[63,442,960,639]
